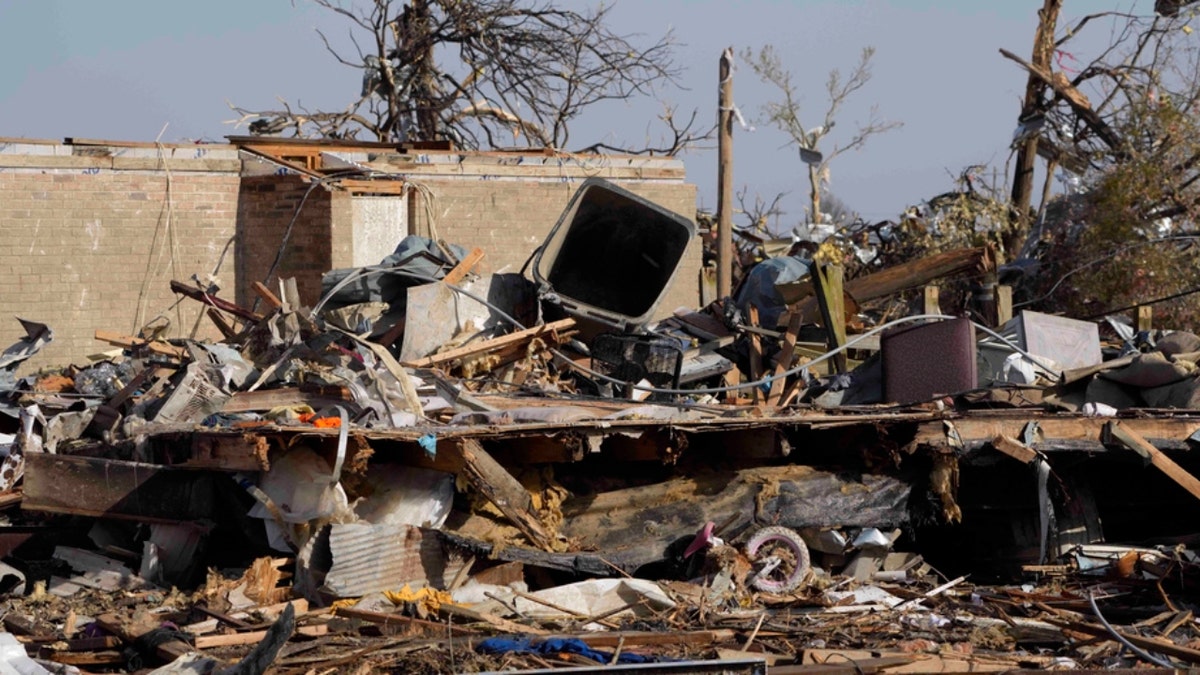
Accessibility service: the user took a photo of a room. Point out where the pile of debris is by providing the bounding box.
[2,179,1200,673]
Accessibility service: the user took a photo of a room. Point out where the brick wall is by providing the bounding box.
[235,176,340,308]
[237,151,700,318]
[0,142,241,370]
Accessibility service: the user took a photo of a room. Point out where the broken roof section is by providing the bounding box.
[229,135,689,187]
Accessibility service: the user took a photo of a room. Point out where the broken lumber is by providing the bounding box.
[992,435,1038,464]
[812,262,848,373]
[93,330,186,359]
[792,247,995,323]
[1107,421,1200,502]
[333,606,476,638]
[999,48,1123,151]
[442,247,485,286]
[252,281,284,309]
[23,454,217,523]
[169,280,262,322]
[768,312,803,405]
[192,624,326,649]
[449,438,555,551]
[403,318,576,370]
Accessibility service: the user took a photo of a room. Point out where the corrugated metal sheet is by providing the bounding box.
[323,523,467,598]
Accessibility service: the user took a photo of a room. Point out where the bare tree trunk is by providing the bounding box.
[1009,0,1062,250]
[717,48,734,299]
[410,0,439,141]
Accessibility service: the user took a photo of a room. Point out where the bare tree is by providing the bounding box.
[998,5,1200,326]
[743,46,902,225]
[229,0,710,154]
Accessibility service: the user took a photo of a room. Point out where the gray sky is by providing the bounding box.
[0,1,1144,228]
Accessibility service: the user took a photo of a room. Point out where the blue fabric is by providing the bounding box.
[476,637,655,664]
[734,256,811,330]
[417,433,438,459]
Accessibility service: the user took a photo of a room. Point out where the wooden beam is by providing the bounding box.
[169,280,262,322]
[1048,617,1200,664]
[991,435,1038,464]
[403,318,575,369]
[192,624,326,649]
[252,281,284,309]
[812,262,848,373]
[448,439,554,551]
[997,285,1014,325]
[923,285,940,316]
[795,247,995,322]
[205,308,237,340]
[768,311,803,405]
[334,606,477,638]
[917,416,1200,449]
[23,454,217,523]
[188,433,272,472]
[1137,305,1153,332]
[999,48,1123,151]
[442,247,485,286]
[437,604,550,635]
[1107,421,1200,502]
[93,330,185,359]
[746,305,764,403]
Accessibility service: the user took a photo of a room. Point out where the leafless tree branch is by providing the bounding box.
[230,0,706,155]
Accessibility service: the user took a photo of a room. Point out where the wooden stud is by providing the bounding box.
[768,311,803,405]
[923,285,940,316]
[252,281,284,309]
[997,285,1014,325]
[1137,305,1153,332]
[442,247,485,286]
[812,263,848,373]
[747,305,763,404]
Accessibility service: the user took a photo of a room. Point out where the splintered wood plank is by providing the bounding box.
[188,433,272,472]
[915,416,1200,449]
[448,438,554,551]
[991,435,1038,464]
[794,247,995,322]
[768,311,803,405]
[334,606,476,638]
[252,281,284,309]
[206,308,237,339]
[1108,421,1200,502]
[812,262,848,374]
[748,305,763,405]
[442,247,485,286]
[169,280,262,321]
[403,319,575,369]
[93,330,186,359]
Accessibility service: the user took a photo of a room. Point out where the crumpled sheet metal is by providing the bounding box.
[0,319,52,419]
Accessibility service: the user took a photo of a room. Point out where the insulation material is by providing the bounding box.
[351,464,453,529]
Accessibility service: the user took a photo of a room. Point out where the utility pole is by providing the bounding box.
[717,47,735,299]
[1010,0,1062,242]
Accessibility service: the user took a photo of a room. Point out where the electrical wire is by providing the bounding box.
[1014,235,1200,309]
[1087,591,1179,669]
[311,264,1057,396]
